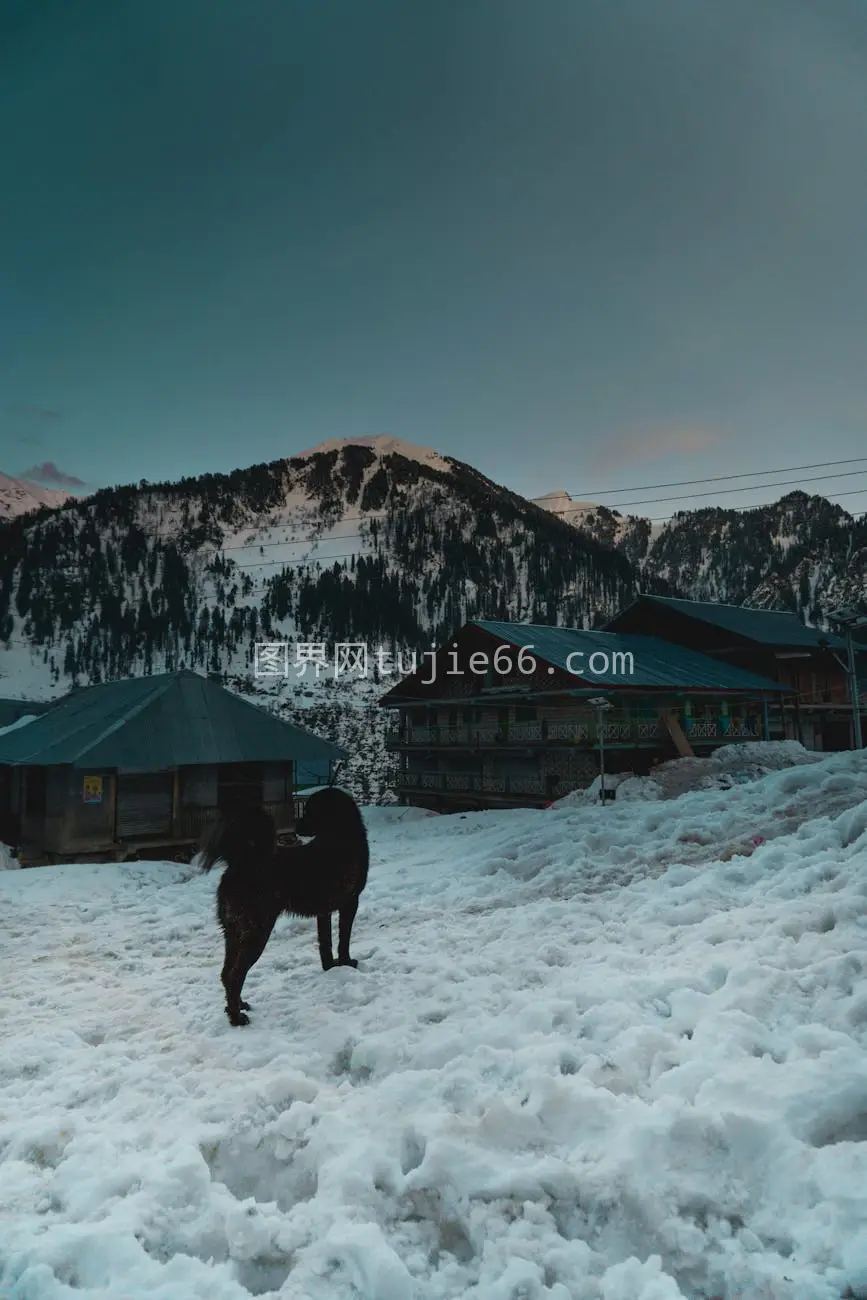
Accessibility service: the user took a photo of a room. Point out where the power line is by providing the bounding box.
[562,456,867,497]
[41,480,867,578]
[558,468,867,510]
[13,476,867,578]
[209,466,867,541]
[16,458,866,556]
[116,466,867,558]
[208,480,867,562]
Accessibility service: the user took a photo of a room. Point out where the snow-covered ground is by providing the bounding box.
[2,749,867,1299]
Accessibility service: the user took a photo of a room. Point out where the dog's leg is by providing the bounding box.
[222,919,274,1026]
[336,897,359,968]
[317,913,335,970]
[220,942,250,1011]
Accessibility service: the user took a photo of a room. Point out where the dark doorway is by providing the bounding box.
[217,763,264,813]
[821,719,853,752]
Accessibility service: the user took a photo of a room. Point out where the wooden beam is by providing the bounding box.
[109,771,118,846]
[662,712,694,757]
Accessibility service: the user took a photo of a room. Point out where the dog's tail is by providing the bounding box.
[199,807,277,873]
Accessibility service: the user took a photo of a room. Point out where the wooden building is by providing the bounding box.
[380,619,793,811]
[0,670,345,865]
[0,697,57,847]
[603,596,866,751]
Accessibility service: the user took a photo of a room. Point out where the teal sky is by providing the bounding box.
[1,0,866,518]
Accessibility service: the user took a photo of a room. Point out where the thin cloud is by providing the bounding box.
[591,426,719,473]
[21,460,87,488]
[6,403,62,421]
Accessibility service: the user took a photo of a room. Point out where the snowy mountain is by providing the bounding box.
[531,489,659,566]
[0,472,74,520]
[535,486,867,624]
[0,437,643,788]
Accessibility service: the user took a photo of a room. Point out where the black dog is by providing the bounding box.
[199,787,369,1026]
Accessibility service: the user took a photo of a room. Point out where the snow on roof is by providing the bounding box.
[0,713,39,738]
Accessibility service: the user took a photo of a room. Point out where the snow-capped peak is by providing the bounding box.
[291,435,452,473]
[0,472,73,521]
[532,489,604,517]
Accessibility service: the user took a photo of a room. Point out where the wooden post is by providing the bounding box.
[171,767,180,836]
[110,771,118,844]
[56,768,77,859]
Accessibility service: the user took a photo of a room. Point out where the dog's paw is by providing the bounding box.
[320,955,336,971]
[227,1009,250,1026]
[239,1000,251,1011]
[336,957,359,969]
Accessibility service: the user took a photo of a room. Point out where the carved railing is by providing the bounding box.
[685,720,718,739]
[598,723,633,741]
[396,772,546,796]
[386,714,764,749]
[546,721,590,741]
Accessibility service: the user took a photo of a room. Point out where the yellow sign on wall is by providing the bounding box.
[83,775,103,804]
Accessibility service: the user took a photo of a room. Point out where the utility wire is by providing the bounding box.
[90,466,867,557]
[562,456,867,497]
[39,479,867,577]
[561,469,867,510]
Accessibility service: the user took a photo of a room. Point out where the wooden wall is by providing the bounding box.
[17,759,300,859]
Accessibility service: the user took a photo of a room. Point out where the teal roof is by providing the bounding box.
[608,595,847,649]
[0,697,55,729]
[470,620,791,693]
[0,670,346,769]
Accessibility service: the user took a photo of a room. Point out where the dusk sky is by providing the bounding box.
[2,0,867,519]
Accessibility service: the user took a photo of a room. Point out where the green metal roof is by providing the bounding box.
[0,670,346,769]
[607,595,847,649]
[470,620,792,693]
[0,697,56,729]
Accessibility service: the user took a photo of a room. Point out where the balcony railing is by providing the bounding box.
[685,719,761,740]
[385,716,761,747]
[387,719,595,748]
[395,772,546,796]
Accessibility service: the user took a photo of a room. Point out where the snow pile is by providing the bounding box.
[552,740,823,807]
[0,841,20,870]
[1,750,866,1298]
[361,805,440,828]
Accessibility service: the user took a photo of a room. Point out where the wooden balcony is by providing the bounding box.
[385,716,761,749]
[395,771,546,796]
[386,719,592,749]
